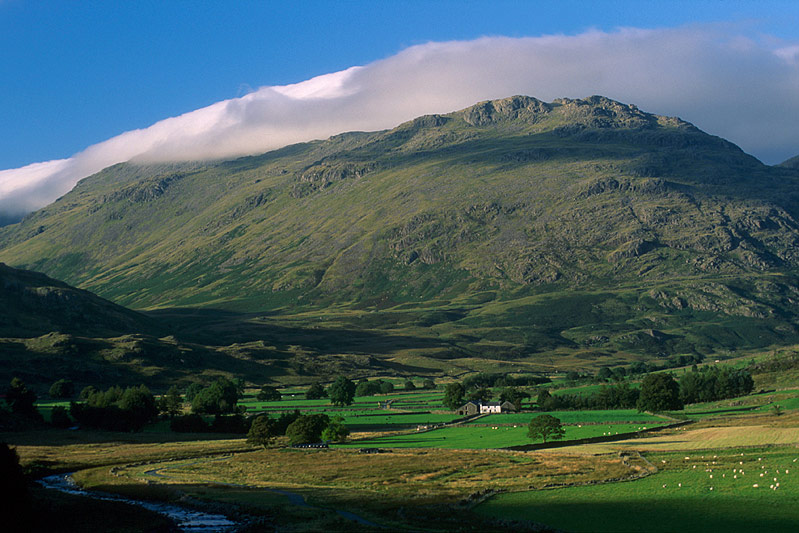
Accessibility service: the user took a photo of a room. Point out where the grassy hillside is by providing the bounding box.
[2,95,799,369]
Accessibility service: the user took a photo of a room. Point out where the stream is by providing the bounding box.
[40,461,383,531]
[38,473,237,532]
[143,460,383,528]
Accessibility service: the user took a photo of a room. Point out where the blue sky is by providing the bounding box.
[1,1,798,219]
[2,0,798,169]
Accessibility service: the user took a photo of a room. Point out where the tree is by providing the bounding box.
[79,385,98,400]
[0,443,32,530]
[256,386,281,402]
[595,382,639,409]
[321,416,350,443]
[305,382,327,400]
[536,389,556,411]
[191,378,240,415]
[170,413,209,433]
[71,385,158,431]
[119,385,159,430]
[442,382,465,410]
[286,414,330,445]
[50,405,72,428]
[467,387,492,404]
[184,383,204,403]
[49,379,74,399]
[422,379,436,390]
[637,373,683,412]
[328,376,356,407]
[210,414,249,434]
[234,378,246,399]
[378,381,394,395]
[499,387,530,410]
[159,385,184,418]
[274,410,301,434]
[678,367,754,405]
[247,415,280,447]
[5,378,40,419]
[355,381,376,397]
[86,385,123,408]
[597,367,613,381]
[404,380,416,391]
[527,414,565,443]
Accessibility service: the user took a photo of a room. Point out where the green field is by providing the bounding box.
[477,447,799,532]
[240,391,444,411]
[471,409,667,426]
[337,422,663,449]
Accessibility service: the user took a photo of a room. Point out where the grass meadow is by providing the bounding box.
[477,447,799,532]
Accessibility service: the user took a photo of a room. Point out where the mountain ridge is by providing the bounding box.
[2,95,799,363]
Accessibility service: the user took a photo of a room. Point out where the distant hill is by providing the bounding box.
[779,155,799,169]
[2,95,799,366]
[0,262,159,338]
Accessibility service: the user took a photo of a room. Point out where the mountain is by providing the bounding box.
[2,95,799,367]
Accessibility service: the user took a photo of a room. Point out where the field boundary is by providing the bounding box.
[501,420,692,452]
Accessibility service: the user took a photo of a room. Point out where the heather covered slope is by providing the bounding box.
[2,95,799,362]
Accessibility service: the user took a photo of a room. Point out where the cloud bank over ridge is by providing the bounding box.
[2,26,798,221]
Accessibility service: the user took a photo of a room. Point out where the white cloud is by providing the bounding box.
[1,26,798,220]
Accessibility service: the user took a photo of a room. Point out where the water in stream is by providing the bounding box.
[38,473,237,532]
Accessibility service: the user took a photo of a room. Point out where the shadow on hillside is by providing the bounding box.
[146,307,457,356]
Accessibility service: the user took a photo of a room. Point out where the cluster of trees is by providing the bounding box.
[570,354,706,385]
[307,376,436,404]
[538,365,754,413]
[404,379,418,390]
[170,413,250,433]
[70,385,159,431]
[462,373,549,389]
[257,386,281,401]
[678,366,754,404]
[355,378,395,397]
[442,381,531,410]
[305,382,327,400]
[48,378,75,399]
[187,378,242,415]
[4,378,42,421]
[536,382,640,411]
[247,411,349,447]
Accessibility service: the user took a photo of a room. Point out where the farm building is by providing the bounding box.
[457,401,481,416]
[456,401,518,415]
